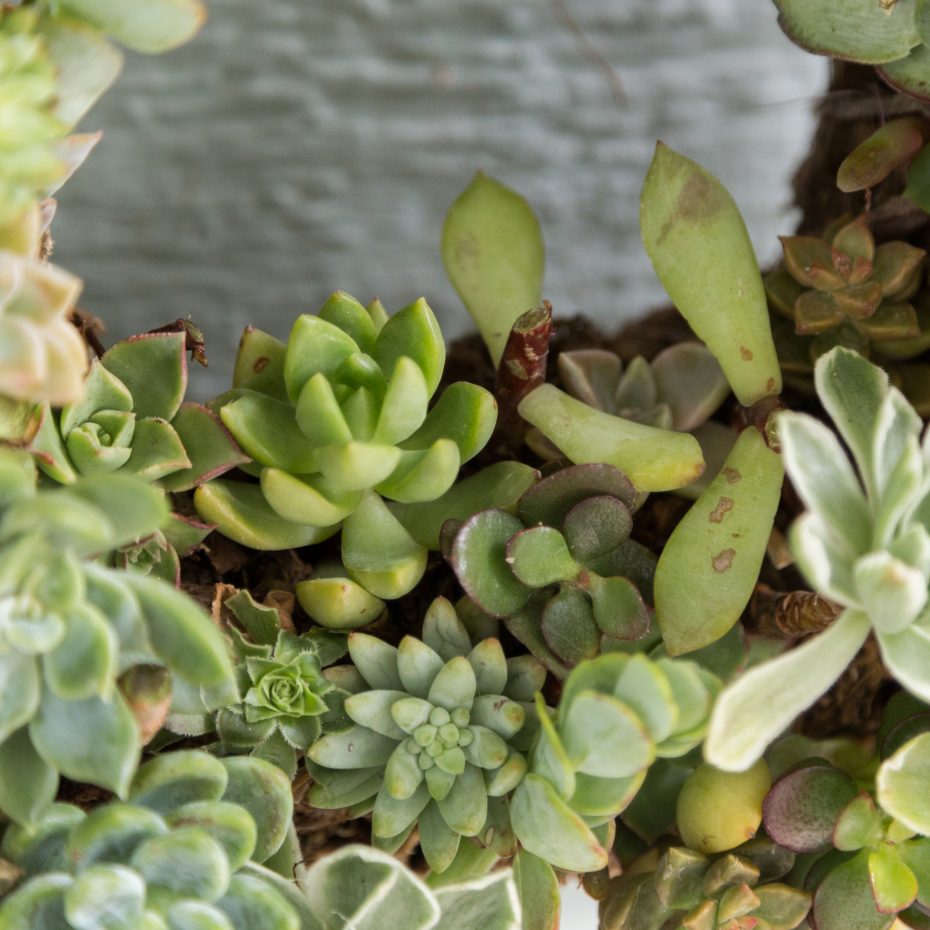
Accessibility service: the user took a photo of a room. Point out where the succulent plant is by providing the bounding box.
[510,652,720,873]
[307,596,545,873]
[0,249,86,406]
[28,328,246,581]
[706,347,930,771]
[195,292,497,605]
[293,844,521,930]
[444,463,656,674]
[211,593,351,777]
[774,0,930,102]
[762,748,930,930]
[766,215,926,359]
[598,839,810,930]
[0,449,235,824]
[0,750,301,930]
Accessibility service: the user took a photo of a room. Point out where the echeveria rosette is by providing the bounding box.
[215,628,347,778]
[510,652,720,874]
[706,346,930,772]
[446,463,656,675]
[599,840,810,930]
[0,456,236,825]
[29,329,247,581]
[0,750,302,930]
[195,291,496,608]
[307,597,545,873]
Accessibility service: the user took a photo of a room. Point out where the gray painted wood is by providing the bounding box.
[53,0,825,399]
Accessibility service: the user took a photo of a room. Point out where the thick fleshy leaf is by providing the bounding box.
[510,775,607,872]
[295,575,384,630]
[232,327,288,400]
[855,551,927,634]
[0,727,58,825]
[99,333,185,421]
[59,0,206,52]
[30,688,138,797]
[838,117,927,192]
[436,763,487,836]
[261,469,361,527]
[878,624,930,705]
[0,651,40,744]
[283,314,359,401]
[869,844,918,914]
[433,871,521,930]
[467,639,508,695]
[878,732,930,835]
[422,597,473,661]
[401,382,497,465]
[372,298,445,395]
[215,873,300,930]
[348,633,403,690]
[813,850,896,930]
[309,725,397,769]
[372,782,431,839]
[219,393,317,473]
[417,801,460,874]
[64,864,146,930]
[0,873,73,930]
[442,173,544,366]
[513,851,560,930]
[396,637,444,699]
[43,603,116,700]
[655,426,784,655]
[640,142,781,405]
[832,792,884,851]
[376,441,460,504]
[131,827,230,906]
[705,609,871,771]
[428,657,477,711]
[345,691,408,740]
[518,385,705,493]
[161,404,248,492]
[507,527,578,587]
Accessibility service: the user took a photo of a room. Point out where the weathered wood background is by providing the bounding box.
[54,0,824,402]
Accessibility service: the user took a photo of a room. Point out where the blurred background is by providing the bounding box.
[54,0,825,402]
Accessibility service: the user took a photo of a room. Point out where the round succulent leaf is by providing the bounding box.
[65,416,134,475]
[813,850,897,930]
[166,801,257,873]
[0,726,58,826]
[855,551,928,634]
[131,827,230,907]
[120,417,191,482]
[588,574,649,642]
[561,495,633,565]
[376,440,460,504]
[540,587,600,666]
[64,863,146,930]
[67,804,168,870]
[295,575,383,631]
[605,654,677,744]
[656,660,712,740]
[752,884,812,930]
[569,770,645,821]
[344,690,408,740]
[511,774,607,872]
[486,750,528,797]
[193,481,337,551]
[463,725,508,770]
[877,732,930,835]
[0,650,40,744]
[881,712,930,761]
[400,382,497,464]
[868,844,918,914]
[165,900,235,930]
[428,656,477,711]
[763,760,858,853]
[214,872,301,930]
[466,638,508,696]
[518,463,636,528]
[651,342,730,432]
[43,603,116,702]
[470,695,526,740]
[449,509,532,617]
[0,873,73,930]
[506,526,580,588]
[833,793,884,852]
[562,689,654,779]
[504,655,547,703]
[436,762,488,837]
[30,687,138,799]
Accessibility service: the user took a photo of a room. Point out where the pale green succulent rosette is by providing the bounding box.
[510,652,719,875]
[195,292,497,611]
[0,450,235,826]
[0,750,302,930]
[707,346,930,772]
[307,597,545,873]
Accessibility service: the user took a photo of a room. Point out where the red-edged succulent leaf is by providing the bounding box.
[812,851,895,930]
[762,760,858,853]
[160,403,249,491]
[872,242,927,300]
[868,844,918,914]
[830,216,875,263]
[780,236,844,291]
[540,588,599,666]
[837,117,927,193]
[101,332,188,421]
[517,463,636,528]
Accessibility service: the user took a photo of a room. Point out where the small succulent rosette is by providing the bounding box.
[599,839,810,930]
[0,751,302,930]
[0,450,235,825]
[28,328,247,582]
[510,652,719,875]
[761,725,930,930]
[307,596,545,873]
[706,347,930,771]
[444,463,656,675]
[195,291,497,614]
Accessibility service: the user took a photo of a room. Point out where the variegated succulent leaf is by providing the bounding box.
[0,472,235,825]
[306,597,544,873]
[0,750,300,930]
[707,347,930,773]
[446,464,654,673]
[510,651,720,873]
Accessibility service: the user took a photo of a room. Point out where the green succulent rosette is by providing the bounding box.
[599,840,810,930]
[0,449,235,825]
[29,329,247,582]
[195,291,497,609]
[307,597,545,873]
[510,652,720,874]
[0,750,302,930]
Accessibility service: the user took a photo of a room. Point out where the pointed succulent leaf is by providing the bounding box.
[868,844,918,914]
[467,639,508,695]
[705,609,871,771]
[428,657,477,711]
[442,172,544,366]
[30,688,137,798]
[513,851,560,930]
[101,333,187,421]
[372,781,432,839]
[371,298,445,394]
[838,117,927,192]
[345,691,408,740]
[401,382,497,464]
[372,356,430,445]
[435,762,487,836]
[194,480,337,551]
[232,327,288,401]
[220,393,318,473]
[317,290,379,352]
[396,638,444,699]
[376,440,460,503]
[422,596,473,661]
[348,633,403,690]
[518,385,705,493]
[0,651,40,744]
[588,575,649,641]
[640,142,781,405]
[655,426,784,655]
[161,404,249,492]
[834,793,884,851]
[873,242,926,299]
[294,372,354,447]
[283,314,359,402]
